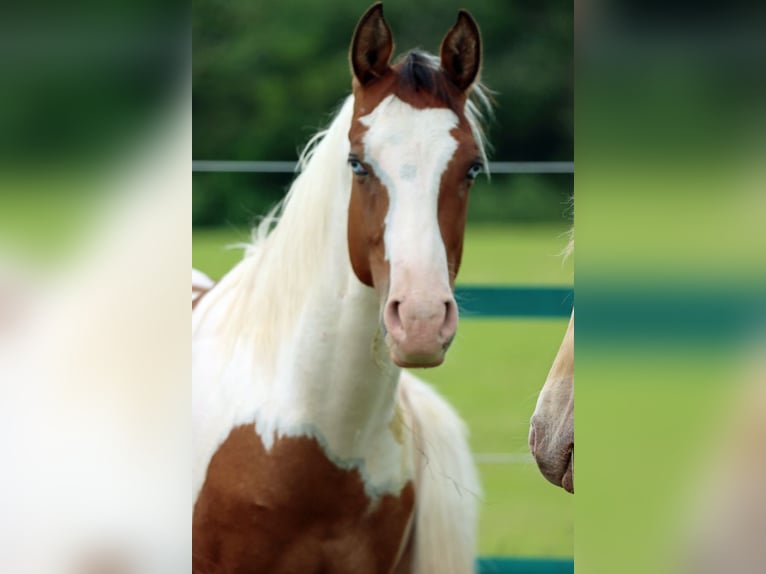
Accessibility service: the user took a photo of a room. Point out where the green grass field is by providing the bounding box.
[193,222,574,557]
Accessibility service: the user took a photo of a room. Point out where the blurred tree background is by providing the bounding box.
[193,0,572,227]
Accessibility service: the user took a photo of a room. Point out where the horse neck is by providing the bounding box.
[208,96,403,459]
[269,214,401,456]
[271,269,401,458]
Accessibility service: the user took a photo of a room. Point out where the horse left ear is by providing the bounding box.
[440,10,482,92]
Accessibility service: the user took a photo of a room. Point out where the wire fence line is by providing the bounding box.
[474,452,535,464]
[192,160,574,175]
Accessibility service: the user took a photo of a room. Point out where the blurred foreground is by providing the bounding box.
[0,100,190,574]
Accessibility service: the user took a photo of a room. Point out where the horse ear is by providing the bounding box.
[350,3,394,85]
[440,10,482,92]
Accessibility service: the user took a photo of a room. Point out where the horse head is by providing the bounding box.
[346,3,487,368]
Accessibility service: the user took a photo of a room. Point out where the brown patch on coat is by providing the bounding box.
[346,164,390,290]
[193,425,415,574]
[437,123,481,284]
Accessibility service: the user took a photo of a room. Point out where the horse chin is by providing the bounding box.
[389,348,445,369]
[383,331,447,368]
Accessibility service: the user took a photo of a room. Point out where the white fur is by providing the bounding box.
[191,268,214,291]
[359,95,458,290]
[400,372,480,574]
[360,95,458,297]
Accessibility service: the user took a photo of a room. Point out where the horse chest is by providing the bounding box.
[193,425,415,574]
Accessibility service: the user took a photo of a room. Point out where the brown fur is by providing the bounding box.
[440,11,482,92]
[193,426,415,574]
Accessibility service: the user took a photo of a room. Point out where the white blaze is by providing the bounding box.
[359,95,459,294]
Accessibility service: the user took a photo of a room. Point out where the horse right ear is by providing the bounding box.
[350,3,393,86]
[440,10,482,92]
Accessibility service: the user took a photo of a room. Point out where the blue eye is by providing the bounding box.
[348,158,369,176]
[466,162,483,180]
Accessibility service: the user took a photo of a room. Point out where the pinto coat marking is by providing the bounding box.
[193,4,489,572]
[193,426,415,574]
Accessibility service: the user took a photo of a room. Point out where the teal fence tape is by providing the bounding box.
[456,286,573,318]
[478,558,573,573]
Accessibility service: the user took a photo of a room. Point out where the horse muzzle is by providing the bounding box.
[529,417,574,494]
[382,294,457,367]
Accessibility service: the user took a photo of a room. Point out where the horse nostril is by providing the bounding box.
[440,299,457,339]
[384,299,403,333]
[528,423,537,456]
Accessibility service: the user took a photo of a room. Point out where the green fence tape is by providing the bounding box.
[478,557,573,573]
[456,286,573,318]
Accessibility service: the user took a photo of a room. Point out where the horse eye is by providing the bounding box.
[466,162,483,180]
[348,158,369,176]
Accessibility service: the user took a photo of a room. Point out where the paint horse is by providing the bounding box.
[192,4,491,573]
[529,240,574,493]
